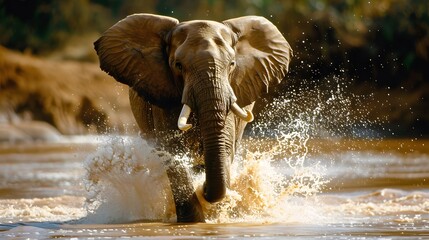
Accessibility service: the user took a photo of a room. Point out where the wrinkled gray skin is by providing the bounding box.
[94,13,292,222]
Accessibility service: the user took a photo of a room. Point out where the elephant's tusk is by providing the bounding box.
[231,102,254,122]
[178,104,193,131]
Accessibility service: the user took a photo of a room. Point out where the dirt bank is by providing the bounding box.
[0,46,136,135]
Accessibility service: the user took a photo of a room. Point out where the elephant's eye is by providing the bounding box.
[175,62,183,71]
[230,60,236,68]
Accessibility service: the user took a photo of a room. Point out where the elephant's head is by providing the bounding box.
[94,14,292,204]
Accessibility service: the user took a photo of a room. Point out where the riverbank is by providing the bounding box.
[0,46,135,137]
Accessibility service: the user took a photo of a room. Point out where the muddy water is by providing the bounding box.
[0,136,428,239]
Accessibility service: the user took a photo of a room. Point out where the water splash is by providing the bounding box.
[82,136,176,224]
[81,75,364,224]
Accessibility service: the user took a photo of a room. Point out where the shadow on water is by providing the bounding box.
[0,222,64,231]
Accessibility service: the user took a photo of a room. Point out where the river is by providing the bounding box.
[0,134,427,239]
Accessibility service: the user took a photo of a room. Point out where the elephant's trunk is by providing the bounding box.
[197,79,234,203]
[201,127,231,202]
[180,66,235,203]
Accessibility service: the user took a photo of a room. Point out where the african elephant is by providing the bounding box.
[94,13,292,222]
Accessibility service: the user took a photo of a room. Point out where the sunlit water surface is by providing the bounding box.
[1,86,428,239]
[0,135,427,239]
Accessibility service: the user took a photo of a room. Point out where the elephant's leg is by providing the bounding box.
[164,156,205,222]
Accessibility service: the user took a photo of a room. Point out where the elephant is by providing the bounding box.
[94,13,292,222]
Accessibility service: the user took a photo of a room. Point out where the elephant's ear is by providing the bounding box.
[224,16,292,106]
[94,14,180,108]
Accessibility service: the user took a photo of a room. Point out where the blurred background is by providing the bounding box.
[0,0,428,139]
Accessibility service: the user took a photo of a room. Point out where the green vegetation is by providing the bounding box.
[1,0,427,84]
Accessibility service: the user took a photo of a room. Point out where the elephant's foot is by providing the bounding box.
[175,192,205,222]
[164,157,205,222]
